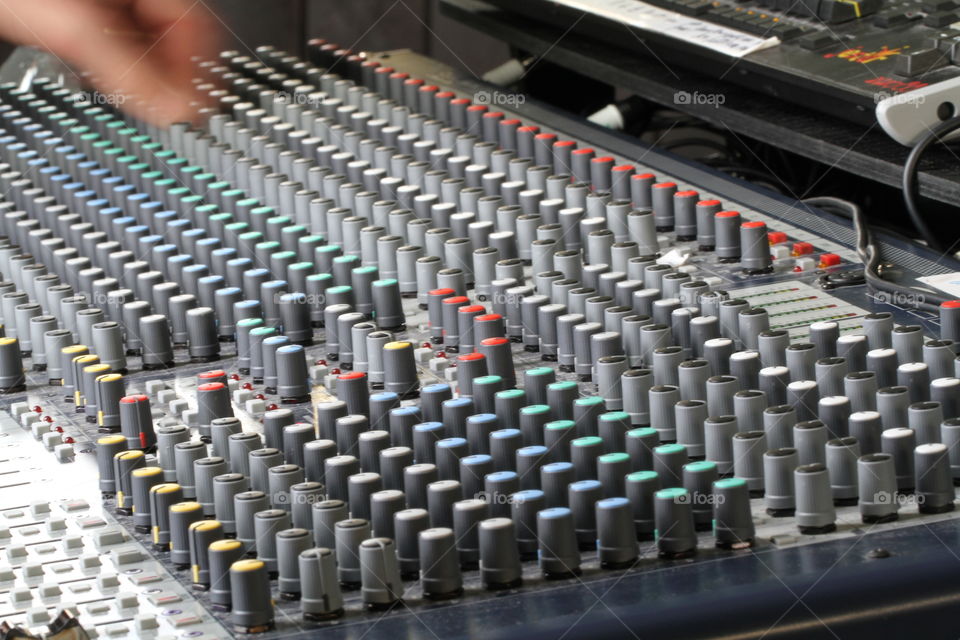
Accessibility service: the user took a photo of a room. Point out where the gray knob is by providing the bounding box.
[848,411,883,455]
[908,401,944,445]
[732,431,767,494]
[213,473,246,534]
[419,527,463,598]
[915,443,955,514]
[130,466,164,532]
[479,517,523,589]
[537,507,582,578]
[763,404,796,450]
[654,487,697,558]
[858,453,899,524]
[277,528,313,599]
[229,558,275,632]
[300,547,344,620]
[359,537,404,609]
[254,509,291,575]
[208,539,245,608]
[704,416,737,475]
[825,437,859,504]
[844,371,878,412]
[713,477,755,549]
[683,460,719,530]
[195,457,229,517]
[234,490,270,553]
[794,463,836,534]
[185,517,221,589]
[764,448,797,516]
[169,501,203,567]
[335,518,371,588]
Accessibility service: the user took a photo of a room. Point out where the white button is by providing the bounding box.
[43,432,63,450]
[244,398,266,416]
[39,583,62,598]
[30,501,51,518]
[80,554,102,569]
[63,535,84,551]
[22,562,44,578]
[6,544,27,561]
[26,606,50,626]
[97,574,120,589]
[10,401,31,417]
[46,518,67,533]
[10,587,32,603]
[55,443,75,460]
[116,592,139,609]
[134,614,159,632]
[112,547,144,565]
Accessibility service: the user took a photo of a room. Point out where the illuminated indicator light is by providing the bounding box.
[242,382,253,390]
[64,437,74,444]
[768,231,788,245]
[230,373,240,381]
[437,352,447,358]
[792,242,814,256]
[33,405,43,413]
[330,368,341,375]
[818,253,842,268]
[43,416,53,423]
[254,393,265,400]
[315,359,327,366]
[267,403,278,411]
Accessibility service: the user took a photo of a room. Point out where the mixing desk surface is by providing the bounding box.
[0,41,959,639]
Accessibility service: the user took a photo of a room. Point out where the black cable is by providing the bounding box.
[901,115,960,253]
[803,196,949,313]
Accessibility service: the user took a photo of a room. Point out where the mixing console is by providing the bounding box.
[1,40,959,639]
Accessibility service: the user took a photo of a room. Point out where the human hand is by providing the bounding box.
[0,0,220,124]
